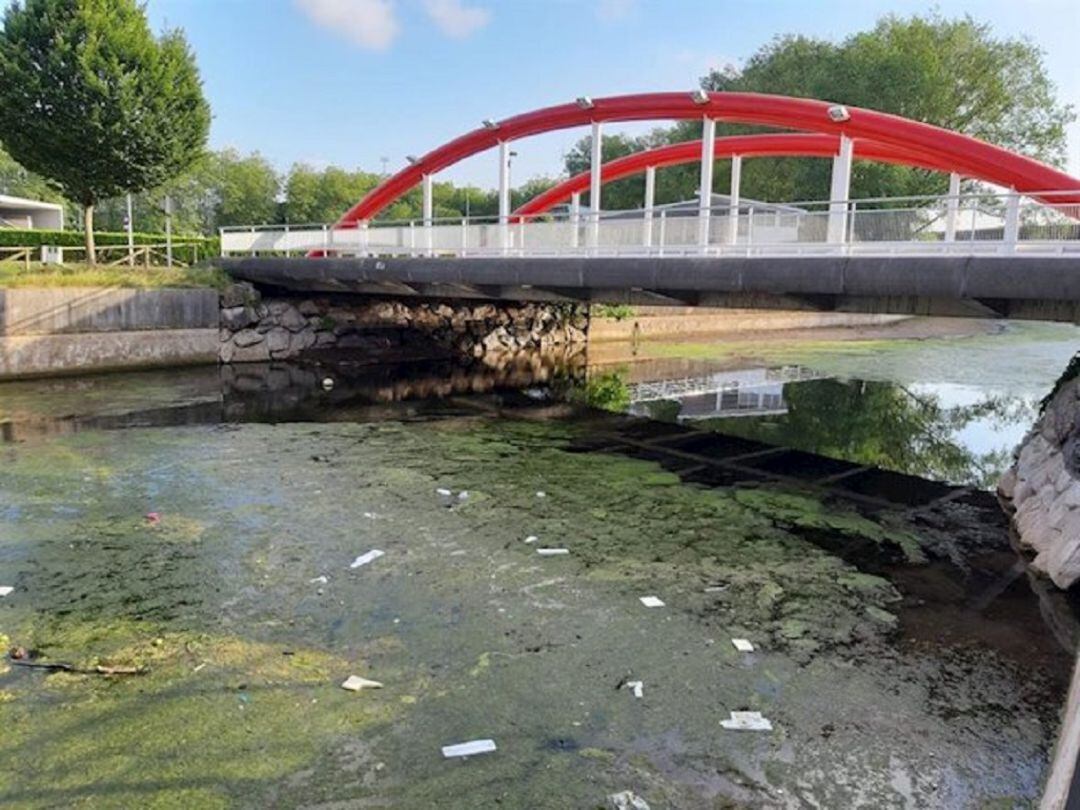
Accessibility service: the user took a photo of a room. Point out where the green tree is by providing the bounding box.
[563,13,1074,210]
[0,0,210,261]
[207,149,280,228]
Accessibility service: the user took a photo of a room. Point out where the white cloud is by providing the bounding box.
[423,0,491,39]
[595,0,635,22]
[295,0,400,51]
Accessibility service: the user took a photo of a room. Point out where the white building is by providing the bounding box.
[0,194,64,230]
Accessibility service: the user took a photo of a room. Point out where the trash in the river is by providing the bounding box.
[363,511,377,519]
[145,512,160,526]
[704,585,728,593]
[321,377,335,390]
[341,675,384,691]
[608,790,651,810]
[536,491,547,498]
[536,548,570,556]
[442,739,497,758]
[436,488,453,497]
[192,663,206,673]
[458,491,469,501]
[720,710,773,731]
[350,549,385,569]
[0,587,13,597]
[625,680,644,698]
[9,659,146,676]
[523,535,539,544]
[639,596,665,608]
[310,575,328,584]
[732,638,755,652]
[9,646,28,660]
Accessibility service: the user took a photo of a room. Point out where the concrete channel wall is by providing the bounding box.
[0,288,219,379]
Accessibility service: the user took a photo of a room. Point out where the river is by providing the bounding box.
[0,317,1077,808]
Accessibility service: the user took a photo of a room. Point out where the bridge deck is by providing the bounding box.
[222,254,1080,322]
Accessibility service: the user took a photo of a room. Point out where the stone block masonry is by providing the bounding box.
[217,282,589,365]
[999,360,1080,589]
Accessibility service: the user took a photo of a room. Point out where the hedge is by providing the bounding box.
[0,228,218,265]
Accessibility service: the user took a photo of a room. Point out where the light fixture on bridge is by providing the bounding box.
[690,89,710,105]
[827,104,850,122]
[481,119,499,130]
[576,96,595,109]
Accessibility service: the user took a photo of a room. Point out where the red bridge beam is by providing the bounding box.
[512,133,962,217]
[335,92,1080,228]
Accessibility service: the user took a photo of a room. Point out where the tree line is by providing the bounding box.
[1,5,1073,249]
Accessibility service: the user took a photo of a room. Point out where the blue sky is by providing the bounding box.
[142,0,1080,187]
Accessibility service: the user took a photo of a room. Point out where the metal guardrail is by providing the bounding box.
[220,191,1080,259]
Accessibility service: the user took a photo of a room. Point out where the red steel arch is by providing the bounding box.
[512,133,962,217]
[336,92,1080,227]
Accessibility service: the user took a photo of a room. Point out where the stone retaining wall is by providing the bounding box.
[999,359,1080,588]
[217,282,588,365]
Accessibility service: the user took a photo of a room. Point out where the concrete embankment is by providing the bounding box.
[589,306,908,342]
[0,287,219,379]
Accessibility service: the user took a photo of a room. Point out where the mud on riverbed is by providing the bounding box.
[0,387,1073,808]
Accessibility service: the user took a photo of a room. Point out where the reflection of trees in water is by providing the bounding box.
[692,379,1034,487]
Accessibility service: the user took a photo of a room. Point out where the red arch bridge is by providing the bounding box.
[221,92,1080,322]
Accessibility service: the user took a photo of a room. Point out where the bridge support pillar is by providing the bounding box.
[422,174,433,256]
[827,134,854,244]
[498,141,512,254]
[698,117,716,247]
[944,172,961,242]
[570,192,581,249]
[643,165,656,248]
[588,121,603,250]
[726,154,742,245]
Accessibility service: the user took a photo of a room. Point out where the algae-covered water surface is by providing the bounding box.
[0,358,1075,808]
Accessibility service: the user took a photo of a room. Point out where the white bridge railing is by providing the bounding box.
[221,191,1080,259]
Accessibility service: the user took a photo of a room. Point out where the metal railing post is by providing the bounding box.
[218,228,225,257]
[658,209,667,257]
[746,206,755,247]
[461,218,468,256]
[408,221,416,256]
[322,224,329,255]
[284,223,290,258]
[1003,191,1020,251]
[847,201,857,244]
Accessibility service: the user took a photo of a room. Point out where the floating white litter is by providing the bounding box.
[720,711,773,731]
[608,790,651,810]
[363,511,377,519]
[441,739,497,758]
[536,491,546,498]
[639,596,665,608]
[341,675,384,691]
[321,377,335,391]
[704,585,728,593]
[310,575,328,584]
[0,586,12,597]
[626,680,644,698]
[732,638,755,653]
[350,549,385,569]
[436,488,453,497]
[536,548,570,556]
[458,491,469,500]
[523,535,539,544]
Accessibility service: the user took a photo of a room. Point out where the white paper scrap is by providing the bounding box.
[341,675,384,691]
[310,575,328,584]
[639,596,665,608]
[350,549,385,569]
[0,586,12,597]
[721,711,773,731]
[536,491,546,498]
[626,680,644,698]
[441,739,497,758]
[436,488,453,496]
[732,638,755,653]
[523,535,539,544]
[536,548,570,556]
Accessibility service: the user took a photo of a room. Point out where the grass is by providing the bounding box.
[0,261,230,290]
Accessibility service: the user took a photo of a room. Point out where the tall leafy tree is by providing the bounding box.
[0,0,210,261]
[564,13,1074,209]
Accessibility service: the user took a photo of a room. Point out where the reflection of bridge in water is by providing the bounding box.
[627,365,828,420]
